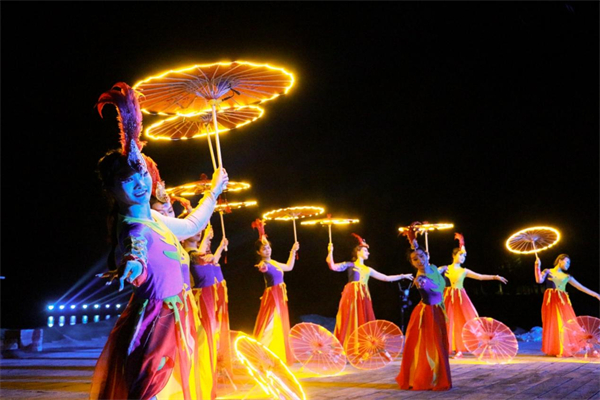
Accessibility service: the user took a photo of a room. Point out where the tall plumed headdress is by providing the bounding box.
[454,232,466,253]
[252,219,268,244]
[96,82,168,202]
[400,221,421,250]
[351,233,369,248]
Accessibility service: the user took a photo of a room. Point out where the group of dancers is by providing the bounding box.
[89,82,599,399]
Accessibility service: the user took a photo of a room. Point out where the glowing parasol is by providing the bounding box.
[565,316,600,360]
[505,226,561,259]
[263,206,325,243]
[234,334,306,400]
[462,317,518,364]
[344,320,404,370]
[289,322,346,376]
[398,221,454,253]
[214,200,258,213]
[145,105,264,172]
[134,61,295,168]
[301,214,359,244]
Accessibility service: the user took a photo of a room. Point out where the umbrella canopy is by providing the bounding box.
[166,179,251,197]
[462,317,518,364]
[398,221,454,254]
[263,206,325,243]
[133,61,295,116]
[505,226,561,255]
[301,215,359,244]
[234,334,306,400]
[289,322,346,376]
[344,320,404,371]
[214,200,258,214]
[144,105,264,141]
[565,316,600,360]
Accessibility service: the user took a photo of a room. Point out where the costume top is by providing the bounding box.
[543,269,570,291]
[415,266,446,306]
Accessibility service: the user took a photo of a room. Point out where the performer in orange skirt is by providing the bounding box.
[326,233,413,349]
[535,254,600,357]
[252,219,298,366]
[397,233,451,391]
[441,233,507,357]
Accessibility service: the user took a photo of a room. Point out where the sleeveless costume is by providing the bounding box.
[442,266,479,353]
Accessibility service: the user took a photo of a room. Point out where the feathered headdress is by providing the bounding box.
[351,233,369,248]
[400,221,421,250]
[454,232,466,253]
[170,195,193,217]
[252,219,268,244]
[96,82,146,172]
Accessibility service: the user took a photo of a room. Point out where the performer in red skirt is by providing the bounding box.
[326,233,413,349]
[441,233,507,357]
[397,234,451,391]
[535,254,600,357]
[252,219,298,366]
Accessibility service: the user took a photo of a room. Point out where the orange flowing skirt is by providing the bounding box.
[253,283,294,365]
[334,281,375,350]
[443,287,479,353]
[396,302,452,391]
[214,280,234,381]
[541,289,579,357]
[193,287,218,399]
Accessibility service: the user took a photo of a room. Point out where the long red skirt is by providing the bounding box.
[396,302,452,391]
[90,291,194,400]
[193,287,219,399]
[214,280,234,382]
[541,289,580,357]
[334,281,375,350]
[253,283,294,365]
[443,287,479,353]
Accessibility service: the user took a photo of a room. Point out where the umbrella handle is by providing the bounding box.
[219,211,227,251]
[292,218,299,260]
[328,224,332,245]
[532,241,539,260]
[425,231,429,254]
[205,124,218,171]
[211,103,223,169]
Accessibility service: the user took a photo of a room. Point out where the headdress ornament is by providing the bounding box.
[351,233,369,248]
[252,218,268,244]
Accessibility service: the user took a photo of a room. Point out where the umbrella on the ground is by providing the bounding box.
[289,322,346,376]
[565,316,600,360]
[462,317,518,364]
[344,320,404,370]
[234,334,306,400]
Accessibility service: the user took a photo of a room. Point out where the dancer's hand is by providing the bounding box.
[402,273,414,281]
[291,242,300,253]
[327,243,334,254]
[120,260,144,291]
[210,167,229,197]
[496,275,508,284]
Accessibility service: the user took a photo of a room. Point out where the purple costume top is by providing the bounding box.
[415,266,446,306]
[334,261,371,285]
[116,215,186,300]
[260,262,284,288]
[213,264,224,283]
[189,250,216,289]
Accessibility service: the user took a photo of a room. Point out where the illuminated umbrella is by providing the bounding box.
[134,61,295,168]
[565,316,600,360]
[263,206,325,244]
[344,320,404,370]
[289,322,346,376]
[505,226,561,260]
[301,214,359,244]
[398,221,454,253]
[145,105,264,171]
[234,334,306,400]
[166,176,252,250]
[462,317,518,364]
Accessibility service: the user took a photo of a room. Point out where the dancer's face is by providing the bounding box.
[151,199,174,217]
[558,257,571,271]
[410,249,429,271]
[454,251,466,264]
[258,243,272,259]
[358,246,369,260]
[113,169,152,208]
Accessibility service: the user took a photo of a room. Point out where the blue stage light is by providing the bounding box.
[94,304,100,309]
[47,305,55,311]
[82,304,88,309]
[116,304,121,309]
[70,305,76,310]
[59,305,65,310]
[105,304,110,308]
[47,316,54,327]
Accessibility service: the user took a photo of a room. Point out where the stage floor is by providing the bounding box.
[1,342,598,399]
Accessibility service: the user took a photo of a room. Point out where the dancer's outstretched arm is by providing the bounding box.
[369,268,414,282]
[568,277,600,300]
[465,269,508,284]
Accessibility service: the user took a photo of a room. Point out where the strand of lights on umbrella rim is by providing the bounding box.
[262,206,325,221]
[301,218,360,226]
[144,105,265,140]
[166,181,251,197]
[505,226,561,254]
[133,61,295,117]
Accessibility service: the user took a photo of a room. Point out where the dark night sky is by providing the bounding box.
[2,2,598,332]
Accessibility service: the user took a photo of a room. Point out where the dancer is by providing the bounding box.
[90,82,228,400]
[535,254,600,357]
[252,219,298,365]
[397,232,451,391]
[440,233,508,357]
[201,224,234,385]
[326,233,413,349]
